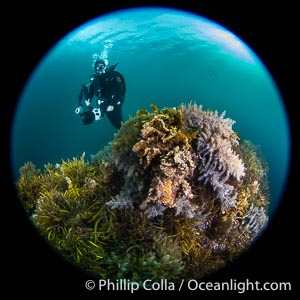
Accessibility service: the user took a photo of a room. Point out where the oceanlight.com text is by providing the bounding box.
[186,279,292,293]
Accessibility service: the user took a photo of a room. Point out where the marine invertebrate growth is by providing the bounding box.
[182,104,246,210]
[16,103,269,284]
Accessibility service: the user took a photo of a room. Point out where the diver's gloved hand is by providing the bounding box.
[75,106,83,114]
[85,99,91,106]
[106,105,114,112]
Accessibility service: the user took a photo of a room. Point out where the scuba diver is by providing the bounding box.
[75,59,126,129]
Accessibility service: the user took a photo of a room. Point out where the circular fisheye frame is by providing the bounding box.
[11,7,290,284]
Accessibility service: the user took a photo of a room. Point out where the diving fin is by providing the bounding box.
[106,62,119,73]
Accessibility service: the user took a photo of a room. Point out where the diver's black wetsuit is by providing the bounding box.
[88,67,126,129]
[79,65,126,129]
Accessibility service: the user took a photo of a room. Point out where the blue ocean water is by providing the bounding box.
[10,7,290,217]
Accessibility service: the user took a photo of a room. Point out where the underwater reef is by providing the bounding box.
[17,103,269,284]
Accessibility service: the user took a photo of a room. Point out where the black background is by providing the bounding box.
[2,0,297,297]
